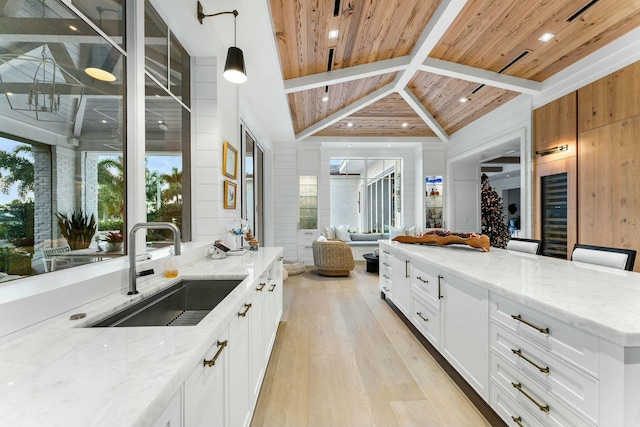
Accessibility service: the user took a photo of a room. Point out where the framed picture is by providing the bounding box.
[223,141,237,179]
[224,180,237,209]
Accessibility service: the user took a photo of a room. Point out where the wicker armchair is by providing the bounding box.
[312,239,355,276]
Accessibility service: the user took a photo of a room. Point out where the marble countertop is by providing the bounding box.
[0,248,283,427]
[380,241,640,346]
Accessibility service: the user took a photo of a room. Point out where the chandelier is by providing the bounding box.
[0,45,84,123]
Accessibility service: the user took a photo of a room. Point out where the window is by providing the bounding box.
[242,127,264,243]
[330,158,401,232]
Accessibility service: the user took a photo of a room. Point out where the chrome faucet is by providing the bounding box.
[128,222,181,295]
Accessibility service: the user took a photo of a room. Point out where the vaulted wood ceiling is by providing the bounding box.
[268,0,640,141]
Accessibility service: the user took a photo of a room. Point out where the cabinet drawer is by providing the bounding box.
[491,321,599,423]
[298,230,320,245]
[491,382,545,427]
[411,262,440,309]
[491,295,598,377]
[491,353,596,427]
[411,294,440,347]
[380,274,393,296]
[297,246,314,263]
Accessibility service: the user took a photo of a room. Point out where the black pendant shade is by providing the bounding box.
[224,46,247,84]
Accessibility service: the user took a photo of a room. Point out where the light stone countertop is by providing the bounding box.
[0,248,283,427]
[381,240,640,347]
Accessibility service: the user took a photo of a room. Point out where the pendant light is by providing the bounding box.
[197,1,247,84]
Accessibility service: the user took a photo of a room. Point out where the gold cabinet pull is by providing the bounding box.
[416,312,428,322]
[383,286,390,292]
[511,382,549,413]
[383,262,390,267]
[437,275,443,299]
[511,415,524,427]
[383,250,389,254]
[278,256,283,261]
[511,314,549,335]
[416,276,428,284]
[511,348,550,374]
[256,282,266,291]
[203,340,228,367]
[268,283,276,292]
[383,274,390,279]
[238,303,252,317]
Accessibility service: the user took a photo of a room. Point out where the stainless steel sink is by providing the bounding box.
[91,279,244,327]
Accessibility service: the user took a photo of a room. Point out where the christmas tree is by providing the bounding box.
[481,173,510,248]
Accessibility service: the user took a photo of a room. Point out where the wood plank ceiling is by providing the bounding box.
[268,0,640,141]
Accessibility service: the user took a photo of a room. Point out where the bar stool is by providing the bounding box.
[571,244,636,271]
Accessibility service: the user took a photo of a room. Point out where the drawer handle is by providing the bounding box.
[510,314,549,335]
[383,250,390,254]
[437,275,443,299]
[203,340,228,367]
[511,348,550,375]
[383,286,390,292]
[416,312,428,322]
[511,382,549,413]
[416,276,428,284]
[511,415,524,427]
[268,284,276,292]
[256,282,266,291]
[383,262,390,267]
[278,256,283,261]
[405,260,410,278]
[383,274,390,279]
[238,303,252,317]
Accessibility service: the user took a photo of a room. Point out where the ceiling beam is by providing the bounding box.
[399,88,448,142]
[295,83,395,141]
[283,56,410,94]
[420,58,542,95]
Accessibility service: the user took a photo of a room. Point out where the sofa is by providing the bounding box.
[322,225,417,259]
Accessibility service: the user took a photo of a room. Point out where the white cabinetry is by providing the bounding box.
[391,253,411,317]
[440,272,489,401]
[229,295,252,427]
[152,389,182,427]
[379,248,393,298]
[490,295,599,426]
[250,275,267,402]
[297,230,320,264]
[184,328,229,427]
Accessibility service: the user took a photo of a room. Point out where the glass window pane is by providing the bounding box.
[0,0,126,280]
[72,0,125,49]
[145,77,190,246]
[144,0,168,87]
[170,33,190,107]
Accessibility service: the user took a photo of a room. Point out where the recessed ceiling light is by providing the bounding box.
[347,144,352,148]
[347,122,353,127]
[402,122,408,127]
[459,98,468,103]
[387,144,391,148]
[101,120,107,124]
[538,32,555,42]
[69,25,78,31]
[6,92,12,96]
[328,29,339,39]
[322,96,329,102]
[506,174,510,177]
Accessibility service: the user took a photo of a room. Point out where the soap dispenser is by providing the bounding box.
[164,247,178,278]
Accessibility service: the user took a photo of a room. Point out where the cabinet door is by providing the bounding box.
[250,276,266,405]
[152,389,182,427]
[229,297,252,427]
[391,254,411,316]
[263,269,282,364]
[441,273,489,401]
[184,327,229,427]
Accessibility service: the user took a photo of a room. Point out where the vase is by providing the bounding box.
[105,242,123,252]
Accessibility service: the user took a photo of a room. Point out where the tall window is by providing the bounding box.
[243,127,264,243]
[330,158,401,233]
[144,1,191,246]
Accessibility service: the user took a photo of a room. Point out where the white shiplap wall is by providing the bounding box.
[273,141,299,260]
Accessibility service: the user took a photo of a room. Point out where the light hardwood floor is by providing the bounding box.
[251,264,491,427]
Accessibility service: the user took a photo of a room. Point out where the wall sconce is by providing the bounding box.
[197,1,247,84]
[535,144,568,156]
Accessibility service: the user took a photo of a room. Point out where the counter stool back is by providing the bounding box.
[571,244,636,271]
[506,238,542,255]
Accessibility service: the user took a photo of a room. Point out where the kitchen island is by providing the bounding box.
[0,247,283,427]
[379,240,640,427]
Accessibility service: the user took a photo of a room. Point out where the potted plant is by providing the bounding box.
[101,231,123,252]
[56,210,97,250]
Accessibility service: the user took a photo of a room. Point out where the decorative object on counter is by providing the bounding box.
[56,210,97,250]
[101,231,123,252]
[393,230,491,252]
[480,173,510,248]
[164,247,178,278]
[245,230,259,251]
[226,215,249,249]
